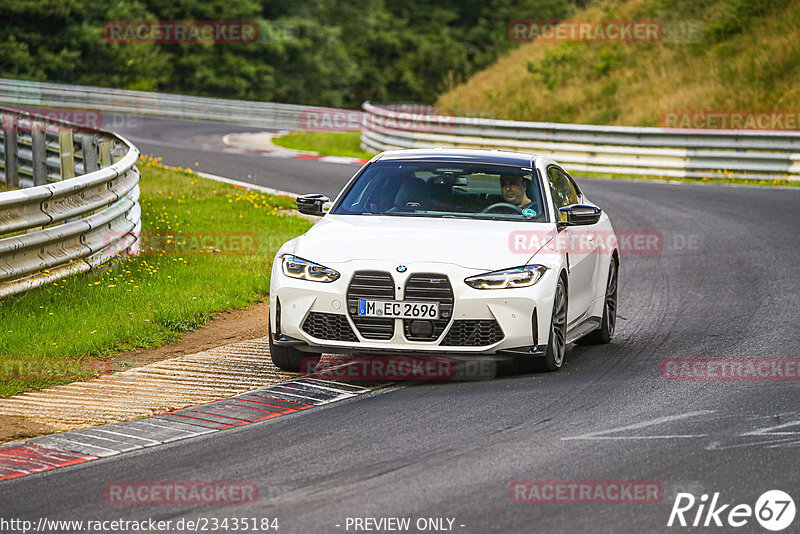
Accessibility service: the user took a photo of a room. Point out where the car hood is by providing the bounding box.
[291,214,555,271]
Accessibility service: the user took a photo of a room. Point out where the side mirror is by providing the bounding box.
[296,194,331,217]
[558,204,602,227]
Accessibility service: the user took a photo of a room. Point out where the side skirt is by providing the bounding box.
[566,316,602,344]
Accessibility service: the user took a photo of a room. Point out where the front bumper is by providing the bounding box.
[270,260,557,356]
[272,333,547,359]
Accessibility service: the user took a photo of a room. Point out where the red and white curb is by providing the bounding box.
[0,378,375,482]
[193,133,369,166]
[291,154,370,165]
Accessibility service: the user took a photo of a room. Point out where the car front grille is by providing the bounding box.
[403,273,454,341]
[302,312,358,341]
[347,271,396,340]
[441,320,504,346]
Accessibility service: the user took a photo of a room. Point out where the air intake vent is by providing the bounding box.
[403,273,453,341]
[302,312,358,341]
[441,320,504,346]
[347,271,395,340]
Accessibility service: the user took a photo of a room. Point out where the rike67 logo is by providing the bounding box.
[668,490,795,531]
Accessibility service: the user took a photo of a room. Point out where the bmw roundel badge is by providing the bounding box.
[396,265,407,272]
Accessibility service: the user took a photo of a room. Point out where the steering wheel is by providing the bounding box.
[482,202,524,214]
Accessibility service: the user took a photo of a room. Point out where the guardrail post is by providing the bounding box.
[111,141,126,163]
[99,140,113,168]
[80,133,99,173]
[2,114,19,190]
[58,129,75,180]
[31,120,47,186]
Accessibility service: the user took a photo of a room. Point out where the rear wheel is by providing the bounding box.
[576,258,618,346]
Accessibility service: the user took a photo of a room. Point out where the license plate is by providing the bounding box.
[358,299,439,319]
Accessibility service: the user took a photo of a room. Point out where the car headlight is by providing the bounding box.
[464,265,547,289]
[281,255,340,283]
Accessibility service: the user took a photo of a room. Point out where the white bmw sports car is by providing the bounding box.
[269,149,619,374]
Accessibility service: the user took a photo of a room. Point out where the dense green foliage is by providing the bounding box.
[439,0,800,126]
[0,0,577,107]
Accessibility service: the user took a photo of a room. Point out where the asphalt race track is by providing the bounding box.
[110,116,356,197]
[2,118,798,533]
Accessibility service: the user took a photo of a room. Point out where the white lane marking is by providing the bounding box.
[741,419,800,436]
[67,431,144,448]
[254,390,323,404]
[89,428,161,446]
[706,437,800,451]
[274,379,369,395]
[562,435,709,441]
[275,383,358,400]
[115,421,201,442]
[767,439,800,448]
[195,171,303,198]
[295,378,369,395]
[562,410,717,441]
[34,436,121,457]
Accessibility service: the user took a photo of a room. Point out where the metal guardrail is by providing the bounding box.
[361,102,800,180]
[0,78,341,130]
[4,78,797,180]
[0,107,141,298]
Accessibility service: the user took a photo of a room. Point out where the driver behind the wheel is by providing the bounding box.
[500,174,532,208]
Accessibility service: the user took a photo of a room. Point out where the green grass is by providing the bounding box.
[0,157,312,397]
[271,131,376,160]
[438,0,800,129]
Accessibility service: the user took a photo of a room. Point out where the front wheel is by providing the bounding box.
[268,318,320,371]
[512,277,567,374]
[536,276,568,372]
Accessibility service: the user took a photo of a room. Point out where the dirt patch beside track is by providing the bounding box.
[107,299,269,371]
[0,299,288,444]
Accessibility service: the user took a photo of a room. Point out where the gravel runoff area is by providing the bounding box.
[0,301,297,444]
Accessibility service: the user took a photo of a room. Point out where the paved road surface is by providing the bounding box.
[2,118,798,533]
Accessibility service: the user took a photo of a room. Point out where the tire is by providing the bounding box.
[576,257,618,346]
[268,319,321,372]
[538,276,568,372]
[512,276,568,374]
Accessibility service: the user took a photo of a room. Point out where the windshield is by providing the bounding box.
[332,161,547,221]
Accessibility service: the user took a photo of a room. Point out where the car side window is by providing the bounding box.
[547,166,579,222]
